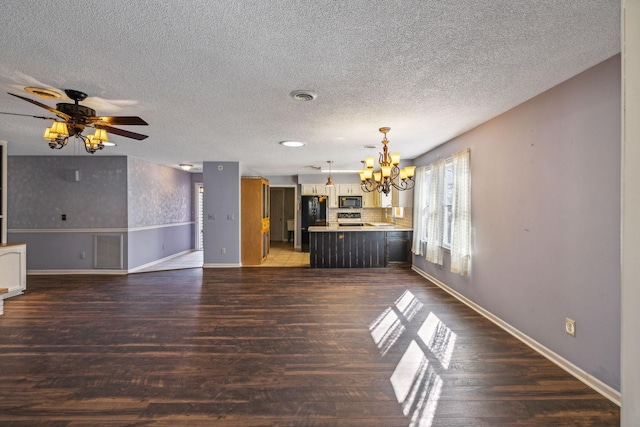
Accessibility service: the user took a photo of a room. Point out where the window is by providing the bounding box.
[443,160,453,250]
[412,149,471,276]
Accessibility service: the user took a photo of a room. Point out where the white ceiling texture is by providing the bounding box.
[0,1,620,176]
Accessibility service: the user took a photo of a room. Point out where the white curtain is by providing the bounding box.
[412,166,430,255]
[426,158,446,265]
[450,149,471,276]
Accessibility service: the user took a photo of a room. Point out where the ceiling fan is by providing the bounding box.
[0,88,148,153]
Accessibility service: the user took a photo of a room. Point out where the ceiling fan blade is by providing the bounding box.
[7,92,71,120]
[95,124,148,140]
[0,111,57,120]
[88,116,148,126]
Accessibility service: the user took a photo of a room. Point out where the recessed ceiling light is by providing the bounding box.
[290,90,317,101]
[24,86,62,99]
[280,140,306,147]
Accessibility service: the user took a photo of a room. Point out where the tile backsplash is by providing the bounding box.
[328,207,413,228]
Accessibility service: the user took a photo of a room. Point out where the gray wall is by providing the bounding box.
[126,157,193,269]
[7,156,194,271]
[412,55,621,390]
[128,224,192,268]
[127,157,192,227]
[7,156,130,269]
[8,156,128,229]
[203,161,240,265]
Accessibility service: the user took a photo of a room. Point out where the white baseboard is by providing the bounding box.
[203,263,242,268]
[28,269,128,275]
[412,266,621,406]
[128,250,193,273]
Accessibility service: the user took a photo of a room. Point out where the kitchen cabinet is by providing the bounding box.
[327,186,337,208]
[386,231,412,267]
[241,177,270,265]
[0,243,27,315]
[309,229,412,268]
[301,184,337,208]
[361,190,377,208]
[310,231,386,268]
[336,184,361,196]
[301,184,327,195]
[371,187,413,208]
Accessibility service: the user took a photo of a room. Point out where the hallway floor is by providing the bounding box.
[261,241,309,267]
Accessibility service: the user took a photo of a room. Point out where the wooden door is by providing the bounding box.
[270,188,285,241]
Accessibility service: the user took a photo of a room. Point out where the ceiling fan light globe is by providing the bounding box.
[92,128,109,142]
[50,121,69,137]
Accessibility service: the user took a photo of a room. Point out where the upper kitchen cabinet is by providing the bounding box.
[336,184,360,196]
[301,184,336,208]
[301,184,326,195]
[373,187,414,208]
[362,190,377,208]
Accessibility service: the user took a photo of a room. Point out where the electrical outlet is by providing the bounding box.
[61,214,66,221]
[221,248,226,254]
[565,318,576,337]
[80,252,86,259]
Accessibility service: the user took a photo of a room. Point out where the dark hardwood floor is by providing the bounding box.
[0,268,619,426]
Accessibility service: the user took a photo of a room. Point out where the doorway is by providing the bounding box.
[270,187,296,244]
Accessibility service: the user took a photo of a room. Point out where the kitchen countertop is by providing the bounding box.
[308,224,413,232]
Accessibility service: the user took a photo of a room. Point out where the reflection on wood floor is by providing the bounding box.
[136,241,307,272]
[0,268,619,425]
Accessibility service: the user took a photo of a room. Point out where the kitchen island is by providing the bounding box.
[308,224,412,268]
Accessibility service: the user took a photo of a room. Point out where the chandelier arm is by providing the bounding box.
[391,177,416,191]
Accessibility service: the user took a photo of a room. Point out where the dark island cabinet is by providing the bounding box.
[386,231,412,267]
[310,230,412,268]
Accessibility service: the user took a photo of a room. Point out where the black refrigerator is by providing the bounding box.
[301,196,327,252]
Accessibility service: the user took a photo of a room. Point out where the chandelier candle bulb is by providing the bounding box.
[359,127,416,195]
[404,165,416,178]
[364,157,375,168]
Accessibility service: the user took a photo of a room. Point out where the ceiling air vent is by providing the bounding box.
[290,90,317,101]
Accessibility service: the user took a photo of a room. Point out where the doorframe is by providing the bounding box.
[195,182,204,250]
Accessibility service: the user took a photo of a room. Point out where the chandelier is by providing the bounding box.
[44,121,114,154]
[359,127,416,195]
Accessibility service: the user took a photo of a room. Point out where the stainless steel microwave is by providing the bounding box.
[339,196,362,208]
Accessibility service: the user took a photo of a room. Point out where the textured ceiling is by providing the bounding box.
[0,1,620,176]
